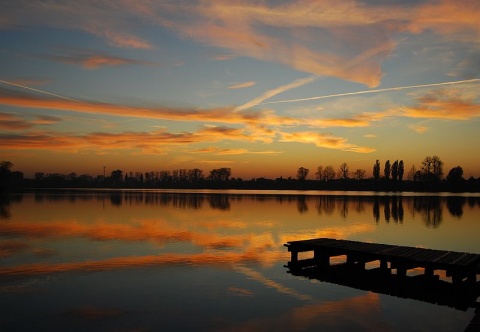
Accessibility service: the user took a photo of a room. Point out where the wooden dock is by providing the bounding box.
[285,238,480,285]
[285,238,480,331]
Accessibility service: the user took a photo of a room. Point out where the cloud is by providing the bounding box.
[406,0,480,41]
[0,1,154,49]
[212,54,236,61]
[43,48,158,69]
[397,89,480,120]
[0,125,267,154]
[0,88,293,130]
[2,1,479,87]
[0,113,61,130]
[279,131,376,153]
[190,146,283,155]
[409,124,429,134]
[228,81,256,89]
[0,113,33,130]
[31,115,62,125]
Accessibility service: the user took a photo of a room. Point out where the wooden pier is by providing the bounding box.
[285,238,480,331]
[285,238,480,285]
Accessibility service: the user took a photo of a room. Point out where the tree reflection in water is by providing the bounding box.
[1,191,479,227]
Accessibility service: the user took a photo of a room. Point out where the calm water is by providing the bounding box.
[0,190,479,331]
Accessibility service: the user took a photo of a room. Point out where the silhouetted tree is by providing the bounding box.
[0,161,13,176]
[398,160,404,181]
[209,168,231,182]
[391,160,399,181]
[420,155,443,181]
[296,167,309,181]
[353,169,366,180]
[0,161,13,186]
[110,169,123,187]
[446,166,464,183]
[315,166,324,181]
[373,160,381,181]
[339,163,349,179]
[323,165,336,181]
[384,160,391,180]
[188,168,204,183]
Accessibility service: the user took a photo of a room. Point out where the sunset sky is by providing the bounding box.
[1,0,480,179]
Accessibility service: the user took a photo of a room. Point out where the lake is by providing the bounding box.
[0,190,479,331]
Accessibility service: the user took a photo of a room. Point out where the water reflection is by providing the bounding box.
[288,263,480,311]
[1,190,479,331]
[2,191,480,224]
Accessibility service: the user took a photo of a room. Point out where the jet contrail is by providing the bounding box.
[259,78,480,105]
[0,79,80,102]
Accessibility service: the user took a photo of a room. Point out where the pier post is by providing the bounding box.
[466,273,476,284]
[396,267,407,278]
[380,260,388,269]
[314,250,329,267]
[425,267,434,278]
[290,250,298,263]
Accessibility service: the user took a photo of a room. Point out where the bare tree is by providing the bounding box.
[296,167,309,181]
[323,165,336,181]
[354,169,366,180]
[315,166,324,181]
[421,155,443,181]
[339,163,349,179]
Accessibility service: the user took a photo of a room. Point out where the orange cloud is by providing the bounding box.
[400,95,480,120]
[0,113,32,130]
[409,124,429,134]
[174,1,396,87]
[228,81,256,89]
[0,126,265,153]
[44,48,158,69]
[3,1,479,85]
[190,146,283,156]
[0,88,295,129]
[407,0,480,40]
[279,131,376,153]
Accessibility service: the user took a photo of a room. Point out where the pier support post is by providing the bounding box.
[290,250,298,263]
[451,273,465,285]
[380,260,388,269]
[314,250,329,267]
[466,273,476,285]
[425,267,434,279]
[397,267,407,278]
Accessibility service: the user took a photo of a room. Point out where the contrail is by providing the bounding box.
[259,78,480,105]
[0,79,80,102]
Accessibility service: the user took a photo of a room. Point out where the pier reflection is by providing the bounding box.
[287,263,480,311]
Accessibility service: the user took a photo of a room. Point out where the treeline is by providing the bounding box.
[1,156,480,192]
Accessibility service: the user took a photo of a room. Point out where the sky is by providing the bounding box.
[1,0,480,179]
